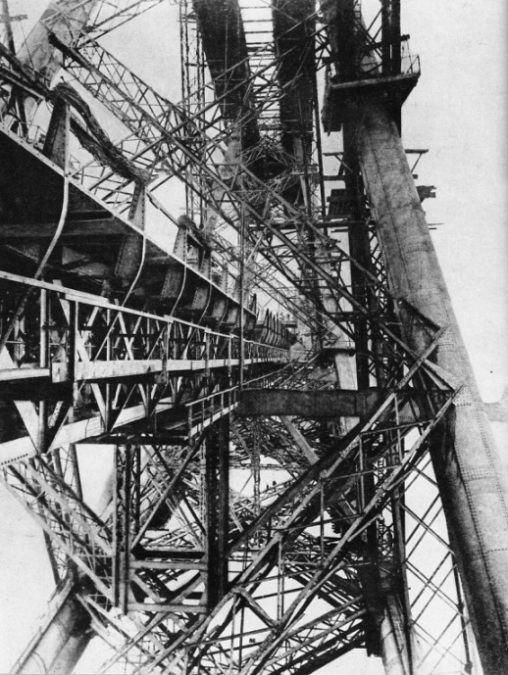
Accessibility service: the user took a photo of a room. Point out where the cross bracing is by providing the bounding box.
[0,1,505,674]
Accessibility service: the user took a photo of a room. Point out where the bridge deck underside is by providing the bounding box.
[0,2,481,675]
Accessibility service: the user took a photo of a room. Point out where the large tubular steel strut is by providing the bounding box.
[320,1,508,672]
[355,97,508,675]
[12,579,91,675]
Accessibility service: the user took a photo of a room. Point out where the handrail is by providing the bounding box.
[0,269,288,354]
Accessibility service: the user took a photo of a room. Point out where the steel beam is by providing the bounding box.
[0,3,486,673]
[237,388,435,422]
[238,387,382,418]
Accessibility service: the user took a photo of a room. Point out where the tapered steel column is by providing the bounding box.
[380,597,411,675]
[352,96,508,675]
[13,580,91,675]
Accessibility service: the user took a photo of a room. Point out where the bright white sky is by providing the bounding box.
[0,1,506,673]
[403,0,508,405]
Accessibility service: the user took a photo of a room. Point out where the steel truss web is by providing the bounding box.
[0,1,478,674]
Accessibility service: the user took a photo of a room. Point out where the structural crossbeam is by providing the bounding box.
[0,3,501,675]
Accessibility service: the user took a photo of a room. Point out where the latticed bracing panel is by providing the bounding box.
[0,1,500,674]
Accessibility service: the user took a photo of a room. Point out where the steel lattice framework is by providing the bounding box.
[0,1,501,674]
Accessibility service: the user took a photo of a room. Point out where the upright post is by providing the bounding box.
[239,204,246,390]
[353,96,508,675]
[205,417,229,606]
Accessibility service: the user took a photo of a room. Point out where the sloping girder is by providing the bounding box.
[0,2,490,675]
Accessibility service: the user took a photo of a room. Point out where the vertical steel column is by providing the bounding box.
[113,444,131,614]
[381,0,401,76]
[38,288,49,453]
[353,96,508,675]
[379,595,411,675]
[239,205,246,390]
[205,416,230,607]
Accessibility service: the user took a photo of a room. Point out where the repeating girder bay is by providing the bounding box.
[53,29,421,363]
[0,1,492,674]
[12,5,400,356]
[3,332,460,673]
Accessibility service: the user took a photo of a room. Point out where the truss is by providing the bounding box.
[0,2,482,675]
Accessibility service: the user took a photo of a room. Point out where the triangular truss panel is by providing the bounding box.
[1,2,505,675]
